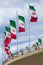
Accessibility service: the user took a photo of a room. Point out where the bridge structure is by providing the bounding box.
[4,48,43,65]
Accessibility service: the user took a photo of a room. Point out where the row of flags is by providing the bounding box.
[4,17,25,58]
[4,5,38,57]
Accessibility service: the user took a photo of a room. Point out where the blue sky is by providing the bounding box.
[0,0,43,65]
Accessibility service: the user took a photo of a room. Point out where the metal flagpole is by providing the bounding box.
[16,10,19,56]
[28,4,30,50]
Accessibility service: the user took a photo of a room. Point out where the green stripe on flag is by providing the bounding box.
[38,38,42,44]
[10,20,16,28]
[18,15,25,23]
[29,5,36,11]
[5,26,11,32]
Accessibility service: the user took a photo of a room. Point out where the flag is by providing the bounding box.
[4,27,11,45]
[29,5,36,11]
[4,27,11,55]
[30,16,38,22]
[18,15,25,32]
[5,47,10,55]
[4,43,8,47]
[38,38,42,44]
[10,20,16,39]
[4,32,8,47]
[29,5,38,22]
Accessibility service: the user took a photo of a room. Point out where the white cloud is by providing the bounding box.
[0,38,4,46]
[0,0,43,26]
[0,0,28,7]
[9,39,43,53]
[0,8,17,26]
[0,47,2,63]
[10,42,33,53]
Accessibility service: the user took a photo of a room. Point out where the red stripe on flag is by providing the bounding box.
[11,33,16,39]
[30,16,38,22]
[4,37,11,45]
[5,48,8,51]
[6,51,10,55]
[19,27,25,32]
[5,48,10,55]
[4,43,8,47]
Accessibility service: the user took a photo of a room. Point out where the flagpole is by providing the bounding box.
[29,16,30,48]
[28,4,30,50]
[29,15,30,50]
[16,10,19,56]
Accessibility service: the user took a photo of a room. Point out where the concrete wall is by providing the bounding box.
[7,52,43,65]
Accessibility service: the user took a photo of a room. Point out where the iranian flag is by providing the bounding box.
[29,5,38,22]
[4,32,8,47]
[18,15,25,32]
[5,46,12,58]
[4,27,11,55]
[5,47,10,55]
[4,27,11,46]
[10,20,16,39]
[38,38,42,45]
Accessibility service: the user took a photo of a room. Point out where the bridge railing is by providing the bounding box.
[4,48,43,65]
